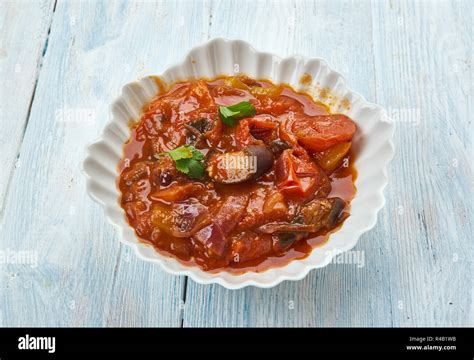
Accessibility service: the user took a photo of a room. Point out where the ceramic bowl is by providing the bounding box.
[82,38,394,289]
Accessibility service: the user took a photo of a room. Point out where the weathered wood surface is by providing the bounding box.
[0,0,472,327]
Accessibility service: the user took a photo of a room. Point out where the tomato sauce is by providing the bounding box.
[118,75,357,273]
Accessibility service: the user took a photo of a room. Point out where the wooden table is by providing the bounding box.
[0,0,472,327]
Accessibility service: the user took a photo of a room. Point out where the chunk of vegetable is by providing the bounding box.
[268,140,292,156]
[188,117,214,133]
[258,214,309,252]
[281,113,356,152]
[234,115,278,149]
[262,191,288,219]
[249,85,283,99]
[274,150,331,199]
[230,232,273,263]
[185,118,213,146]
[257,197,346,251]
[206,145,274,184]
[258,222,318,234]
[299,197,346,230]
[151,199,211,238]
[188,80,214,108]
[295,114,356,151]
[224,76,250,90]
[314,141,351,172]
[272,232,307,252]
[194,195,249,256]
[237,189,288,231]
[149,182,204,202]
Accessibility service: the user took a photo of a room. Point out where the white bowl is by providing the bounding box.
[82,38,394,289]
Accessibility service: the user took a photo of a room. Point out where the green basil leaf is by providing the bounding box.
[167,145,194,161]
[219,101,256,127]
[164,145,205,180]
[185,159,205,179]
[174,159,190,174]
[190,147,204,161]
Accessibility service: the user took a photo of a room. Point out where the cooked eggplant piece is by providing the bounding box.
[264,214,309,252]
[185,118,214,146]
[206,144,274,184]
[299,197,346,230]
[185,124,201,143]
[260,197,347,252]
[258,222,318,234]
[248,144,274,176]
[189,117,214,133]
[257,197,346,237]
[268,140,292,156]
[273,232,308,252]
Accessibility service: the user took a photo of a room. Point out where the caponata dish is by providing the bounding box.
[118,75,357,273]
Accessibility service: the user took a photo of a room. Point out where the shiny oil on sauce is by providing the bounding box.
[118,76,357,274]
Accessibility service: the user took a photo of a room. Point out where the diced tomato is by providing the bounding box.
[188,80,214,108]
[275,150,331,199]
[274,150,304,197]
[291,114,356,152]
[249,115,278,140]
[279,114,299,146]
[235,115,278,148]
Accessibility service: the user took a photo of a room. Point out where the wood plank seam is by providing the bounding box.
[180,277,188,327]
[0,0,58,221]
[105,245,123,326]
[369,0,395,328]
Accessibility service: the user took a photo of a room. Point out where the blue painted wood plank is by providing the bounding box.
[369,0,473,327]
[0,0,56,210]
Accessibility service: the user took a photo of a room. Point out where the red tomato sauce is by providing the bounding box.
[118,75,357,273]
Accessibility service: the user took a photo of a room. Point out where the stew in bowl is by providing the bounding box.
[118,75,357,273]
